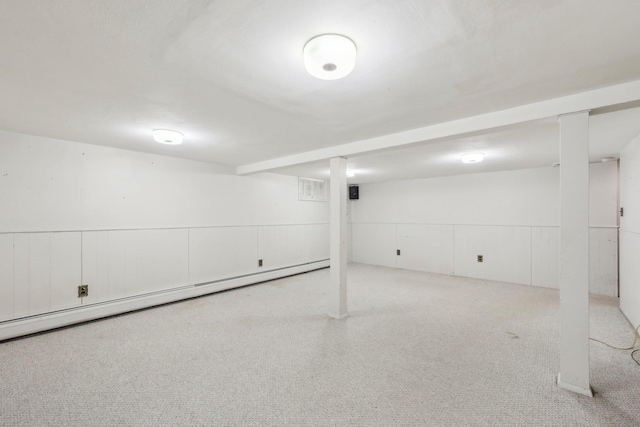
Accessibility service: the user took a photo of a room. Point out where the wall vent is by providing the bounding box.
[298,177,326,202]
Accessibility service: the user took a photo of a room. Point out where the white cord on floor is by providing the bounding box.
[590,323,639,350]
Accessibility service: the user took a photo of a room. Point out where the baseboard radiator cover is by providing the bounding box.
[0,260,329,342]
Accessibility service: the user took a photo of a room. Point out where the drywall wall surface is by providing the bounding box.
[620,133,640,328]
[351,165,617,227]
[620,135,640,235]
[351,167,560,226]
[589,161,619,227]
[0,130,328,232]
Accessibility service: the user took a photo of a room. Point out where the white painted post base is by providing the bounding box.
[328,157,348,319]
[557,373,594,397]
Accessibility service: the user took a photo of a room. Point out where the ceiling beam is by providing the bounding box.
[236,79,640,175]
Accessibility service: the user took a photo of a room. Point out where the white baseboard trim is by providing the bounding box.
[0,260,329,342]
[557,373,594,397]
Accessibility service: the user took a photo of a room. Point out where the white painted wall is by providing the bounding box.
[454,225,532,285]
[352,223,396,268]
[0,131,327,232]
[350,164,619,296]
[351,168,560,226]
[0,130,329,326]
[620,133,640,328]
[590,161,619,227]
[396,224,454,275]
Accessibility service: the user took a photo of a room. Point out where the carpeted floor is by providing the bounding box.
[1,263,639,426]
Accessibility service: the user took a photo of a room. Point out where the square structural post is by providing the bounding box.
[329,157,348,319]
[557,111,593,397]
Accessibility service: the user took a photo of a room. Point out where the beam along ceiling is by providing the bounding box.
[273,106,640,184]
[1,0,640,179]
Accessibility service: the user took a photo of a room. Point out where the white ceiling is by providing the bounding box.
[1,0,640,180]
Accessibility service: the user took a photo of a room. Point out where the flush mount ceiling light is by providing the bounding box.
[304,34,357,80]
[346,169,355,178]
[152,129,183,145]
[461,152,484,163]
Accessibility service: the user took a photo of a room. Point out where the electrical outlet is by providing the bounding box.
[78,285,89,298]
[477,255,483,263]
[396,249,401,256]
[258,259,263,267]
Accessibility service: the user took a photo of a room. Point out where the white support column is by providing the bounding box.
[329,157,348,319]
[557,111,593,397]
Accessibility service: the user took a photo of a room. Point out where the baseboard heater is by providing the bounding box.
[0,259,330,342]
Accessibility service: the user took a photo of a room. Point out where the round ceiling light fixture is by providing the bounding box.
[461,152,484,164]
[303,34,357,80]
[153,129,183,145]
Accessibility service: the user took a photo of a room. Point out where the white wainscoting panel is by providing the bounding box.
[351,223,618,296]
[306,224,330,264]
[136,229,189,294]
[454,225,531,285]
[258,225,301,271]
[12,234,29,318]
[589,227,618,297]
[82,230,137,303]
[0,260,329,342]
[189,226,258,284]
[2,224,329,335]
[82,229,189,304]
[351,223,397,268]
[257,224,328,271]
[27,233,51,314]
[0,234,14,321]
[49,232,82,311]
[105,230,138,301]
[620,230,640,329]
[8,232,82,317]
[396,224,454,275]
[81,231,110,304]
[531,227,560,289]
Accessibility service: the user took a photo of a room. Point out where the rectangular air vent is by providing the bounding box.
[298,177,326,202]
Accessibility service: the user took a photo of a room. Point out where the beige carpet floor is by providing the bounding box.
[1,263,639,426]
